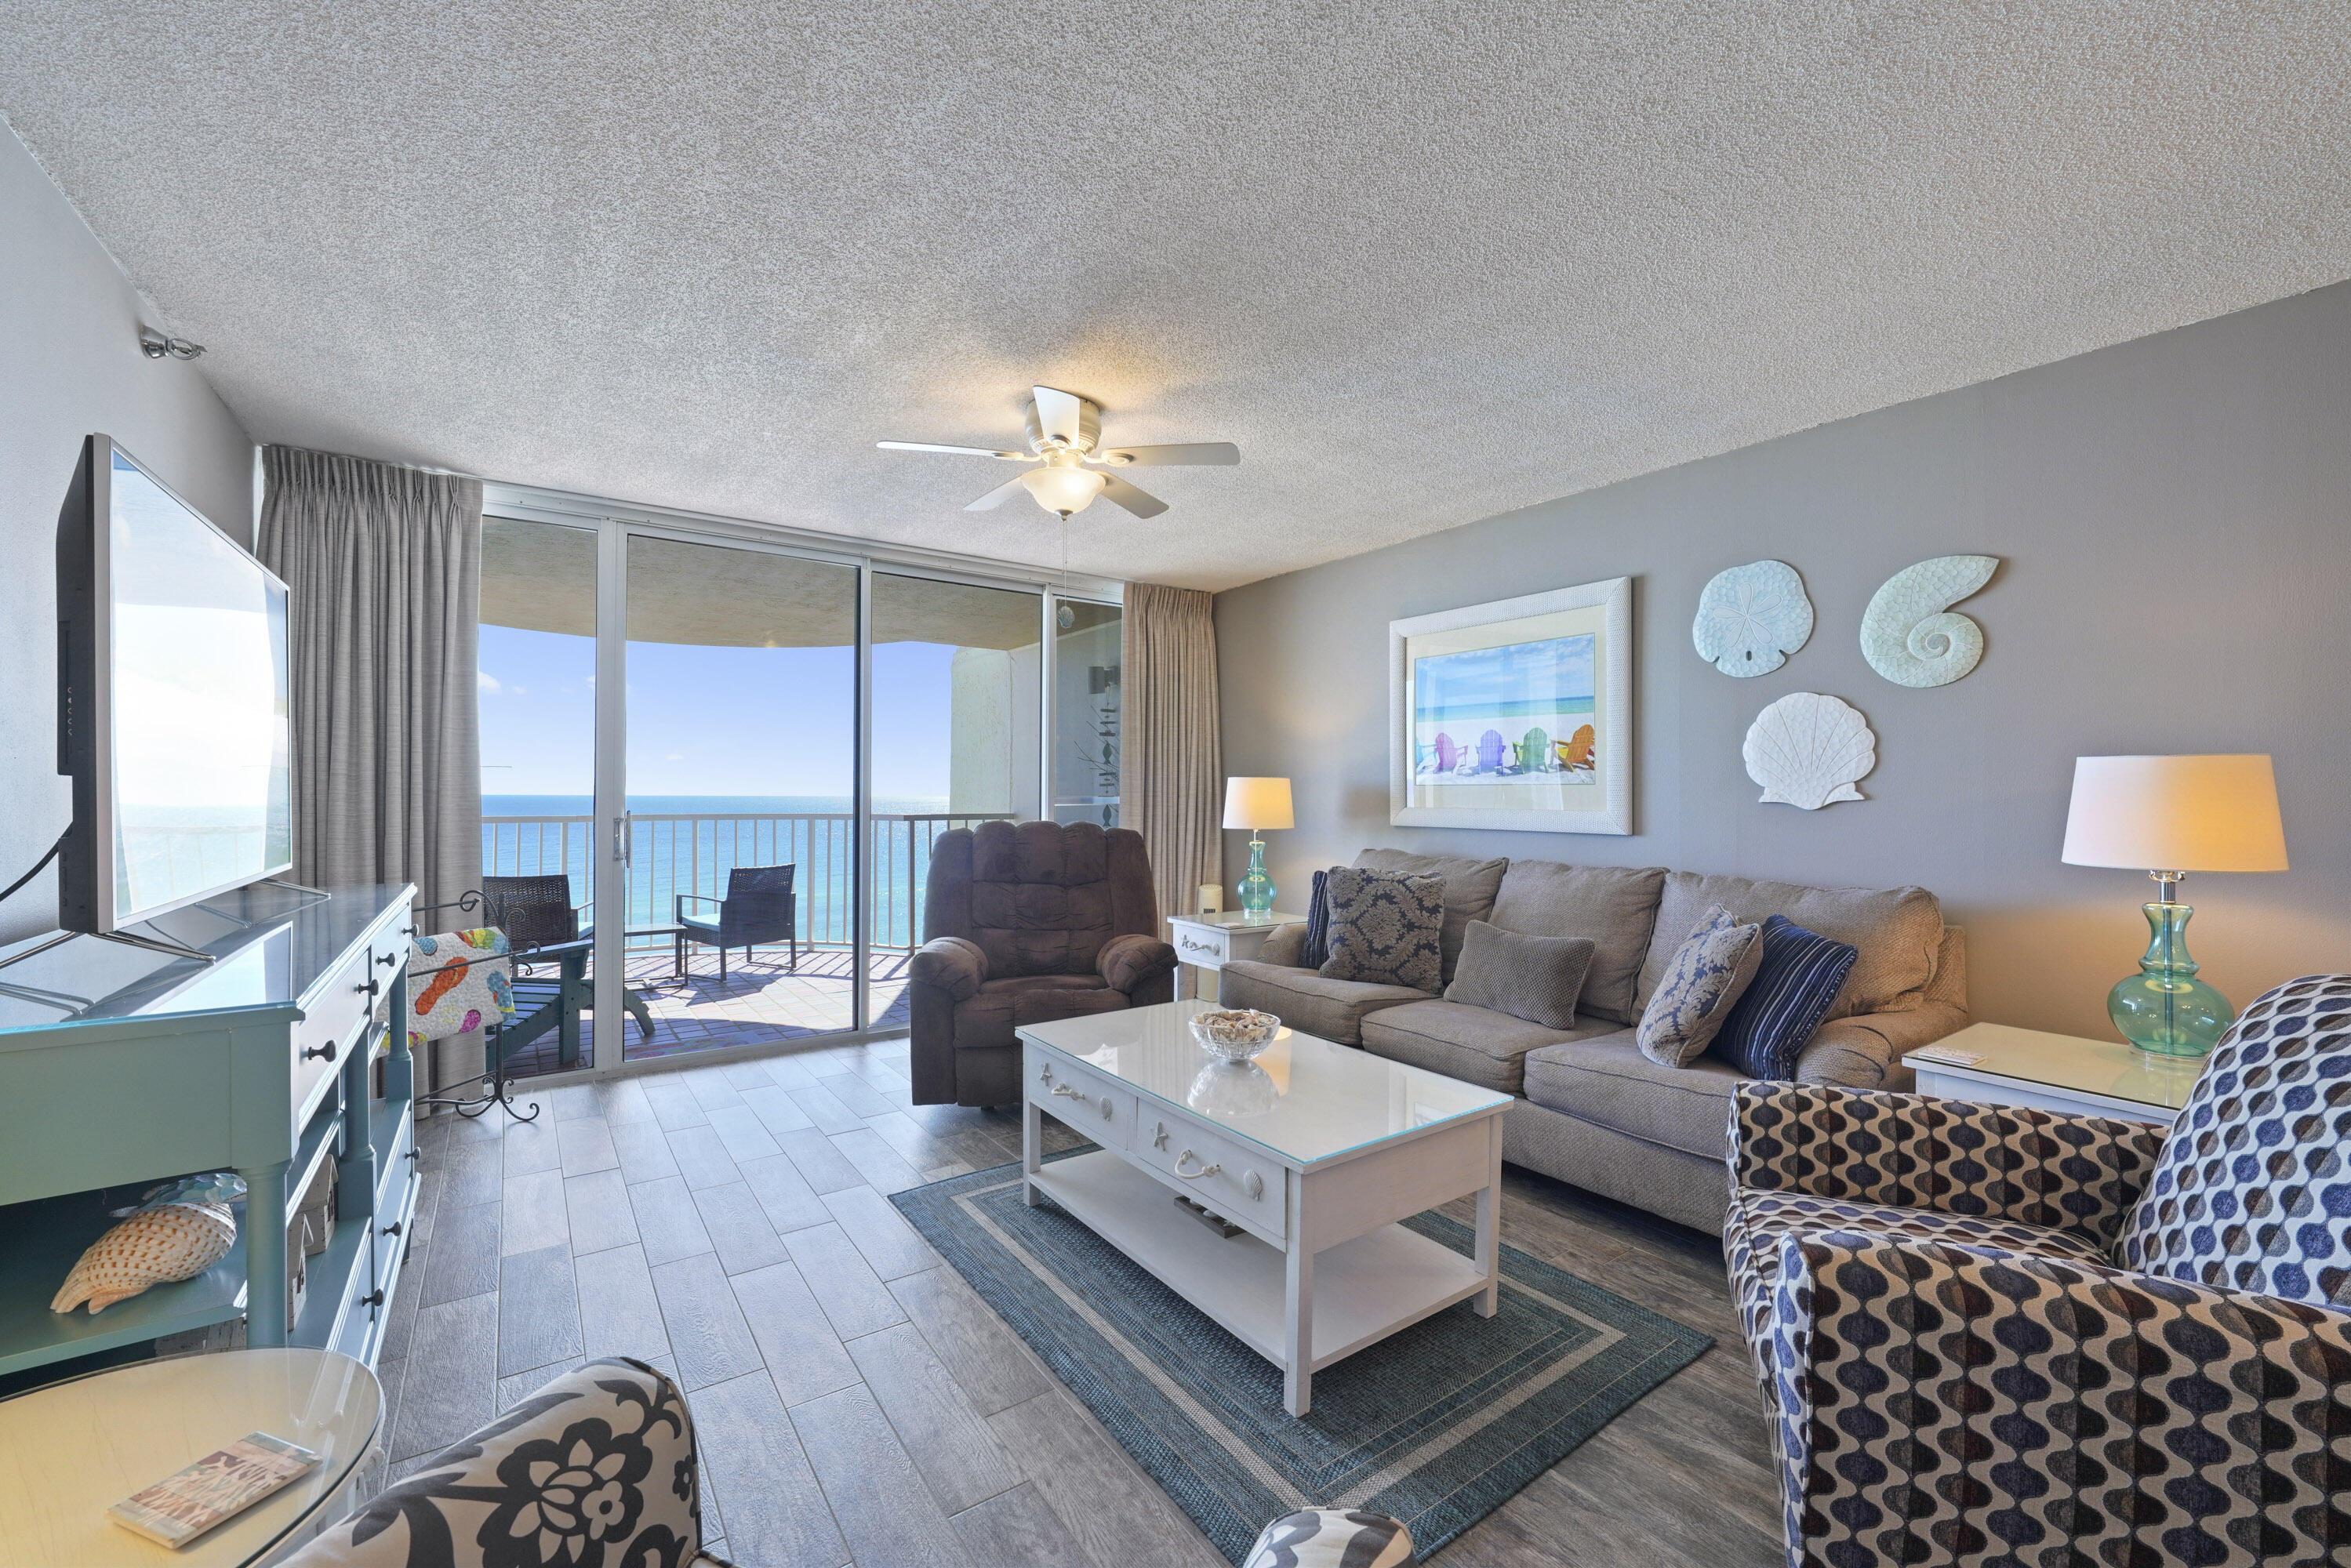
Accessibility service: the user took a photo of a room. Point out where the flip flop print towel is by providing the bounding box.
[408,928,516,1051]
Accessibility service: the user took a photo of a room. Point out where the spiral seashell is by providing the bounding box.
[1860,555,1997,688]
[51,1201,237,1314]
[1742,692,1875,810]
[1692,560,1813,677]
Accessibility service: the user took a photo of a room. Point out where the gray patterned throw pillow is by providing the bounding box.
[1636,903,1763,1067]
[1318,867,1444,993]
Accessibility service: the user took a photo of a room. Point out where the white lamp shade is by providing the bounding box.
[2061,754,2287,873]
[1223,776,1294,832]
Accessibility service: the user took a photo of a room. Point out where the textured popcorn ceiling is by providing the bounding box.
[5,4,2348,591]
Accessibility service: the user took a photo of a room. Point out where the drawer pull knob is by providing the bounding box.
[357,1289,385,1308]
[381,1220,403,1237]
[356,977,381,998]
[375,952,398,967]
[1050,1083,1091,1105]
[400,925,419,937]
[1152,1122,1169,1151]
[302,1039,338,1063]
[1245,1171,1264,1201]
[1174,1149,1223,1180]
[1038,1065,1053,1084]
[1099,1099,1114,1122]
[404,1149,420,1163]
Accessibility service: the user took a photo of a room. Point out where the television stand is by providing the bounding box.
[0,924,215,977]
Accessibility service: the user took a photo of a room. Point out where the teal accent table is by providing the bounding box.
[0,881,418,1380]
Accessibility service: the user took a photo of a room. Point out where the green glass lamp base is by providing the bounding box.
[1236,837,1276,916]
[2108,899,2233,1058]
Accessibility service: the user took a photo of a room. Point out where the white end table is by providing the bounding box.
[0,1348,380,1567]
[1905,1021,2204,1126]
[1166,911,1307,1002]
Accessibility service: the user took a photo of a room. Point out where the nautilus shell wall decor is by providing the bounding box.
[1860,555,1997,688]
[1742,692,1876,809]
[1693,560,1814,677]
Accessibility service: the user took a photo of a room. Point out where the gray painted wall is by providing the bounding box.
[1215,281,2350,1043]
[1,121,255,946]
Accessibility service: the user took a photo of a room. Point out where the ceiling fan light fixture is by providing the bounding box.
[1021,465,1107,517]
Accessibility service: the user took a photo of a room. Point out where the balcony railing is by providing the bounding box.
[481,811,1016,953]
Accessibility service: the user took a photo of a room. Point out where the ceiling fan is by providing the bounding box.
[878,386,1239,520]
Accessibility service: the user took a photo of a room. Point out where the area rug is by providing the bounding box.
[891,1154,1713,1563]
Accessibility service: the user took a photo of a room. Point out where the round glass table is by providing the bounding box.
[0,1348,381,1567]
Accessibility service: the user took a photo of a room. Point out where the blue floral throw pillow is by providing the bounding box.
[1636,904,1764,1067]
[1318,867,1444,993]
[1709,913,1860,1080]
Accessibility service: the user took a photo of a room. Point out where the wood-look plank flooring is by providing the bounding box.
[379,1044,1779,1566]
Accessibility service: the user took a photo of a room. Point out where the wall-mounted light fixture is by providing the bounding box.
[138,326,205,360]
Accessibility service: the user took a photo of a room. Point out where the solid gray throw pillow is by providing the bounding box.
[1442,920,1596,1031]
[1318,867,1445,993]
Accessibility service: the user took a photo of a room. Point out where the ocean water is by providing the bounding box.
[481,794,963,949]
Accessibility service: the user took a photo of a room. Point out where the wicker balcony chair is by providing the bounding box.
[1725,974,2351,1567]
[676,863,798,980]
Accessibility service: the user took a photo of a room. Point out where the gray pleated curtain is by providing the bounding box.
[256,448,482,916]
[1119,582,1222,926]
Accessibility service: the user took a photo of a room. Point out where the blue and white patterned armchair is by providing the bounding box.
[1724,975,2351,1568]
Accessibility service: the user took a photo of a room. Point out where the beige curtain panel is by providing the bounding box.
[1120,582,1222,926]
[256,448,483,914]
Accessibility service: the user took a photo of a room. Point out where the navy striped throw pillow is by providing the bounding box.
[1707,913,1859,1080]
[1300,869,1334,968]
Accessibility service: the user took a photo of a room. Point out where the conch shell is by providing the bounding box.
[52,1201,237,1314]
[1860,555,1996,688]
[1742,692,1876,810]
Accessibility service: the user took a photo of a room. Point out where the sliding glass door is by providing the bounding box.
[481,503,1110,1076]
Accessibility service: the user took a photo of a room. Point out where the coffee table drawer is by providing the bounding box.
[1028,1054,1132,1149]
[1134,1112,1286,1243]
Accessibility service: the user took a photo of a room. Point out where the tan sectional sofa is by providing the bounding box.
[1216,849,1968,1234]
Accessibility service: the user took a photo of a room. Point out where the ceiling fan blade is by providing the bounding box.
[1097,474,1168,519]
[1031,386,1085,448]
[964,474,1032,512]
[1090,441,1241,468]
[878,441,1032,460]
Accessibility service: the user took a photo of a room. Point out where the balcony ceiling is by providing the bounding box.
[5,5,2347,592]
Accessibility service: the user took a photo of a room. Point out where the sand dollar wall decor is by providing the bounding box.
[1860,554,1997,687]
[1742,691,1876,809]
[1693,559,1813,676]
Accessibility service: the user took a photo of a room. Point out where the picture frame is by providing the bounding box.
[1390,576,1632,834]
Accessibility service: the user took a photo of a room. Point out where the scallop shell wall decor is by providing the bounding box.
[1742,691,1876,809]
[51,1201,238,1314]
[1693,559,1813,677]
[1860,554,1997,688]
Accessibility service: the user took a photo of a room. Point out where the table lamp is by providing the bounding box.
[2061,754,2287,1057]
[1223,777,1294,918]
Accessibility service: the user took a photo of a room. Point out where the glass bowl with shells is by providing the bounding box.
[1187,1007,1281,1062]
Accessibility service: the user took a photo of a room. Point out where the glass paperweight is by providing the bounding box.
[2108,900,2233,1058]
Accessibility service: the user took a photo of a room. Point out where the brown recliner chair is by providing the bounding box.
[909,819,1178,1106]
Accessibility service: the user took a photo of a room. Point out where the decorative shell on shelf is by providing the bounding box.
[51,1200,238,1315]
[1693,560,1813,677]
[1742,692,1876,810]
[1860,555,1997,688]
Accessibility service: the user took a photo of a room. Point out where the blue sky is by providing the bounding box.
[478,625,954,799]
[1415,633,1593,718]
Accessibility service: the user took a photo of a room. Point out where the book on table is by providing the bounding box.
[108,1431,322,1548]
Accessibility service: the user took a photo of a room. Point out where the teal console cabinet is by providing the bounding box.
[0,882,418,1379]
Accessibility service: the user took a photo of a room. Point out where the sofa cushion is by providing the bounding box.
[1361,1000,1619,1095]
[1632,872,1942,1021]
[1217,959,1430,1046]
[1709,915,1859,1080]
[1443,920,1594,1031]
[1351,849,1509,984]
[1320,867,1444,992]
[1486,861,1667,1025]
[1521,1036,1744,1159]
[1635,905,1764,1067]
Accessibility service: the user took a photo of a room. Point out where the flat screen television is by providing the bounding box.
[54,434,293,935]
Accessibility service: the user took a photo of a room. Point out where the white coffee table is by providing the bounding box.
[1018,998,1512,1416]
[0,1347,380,1567]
